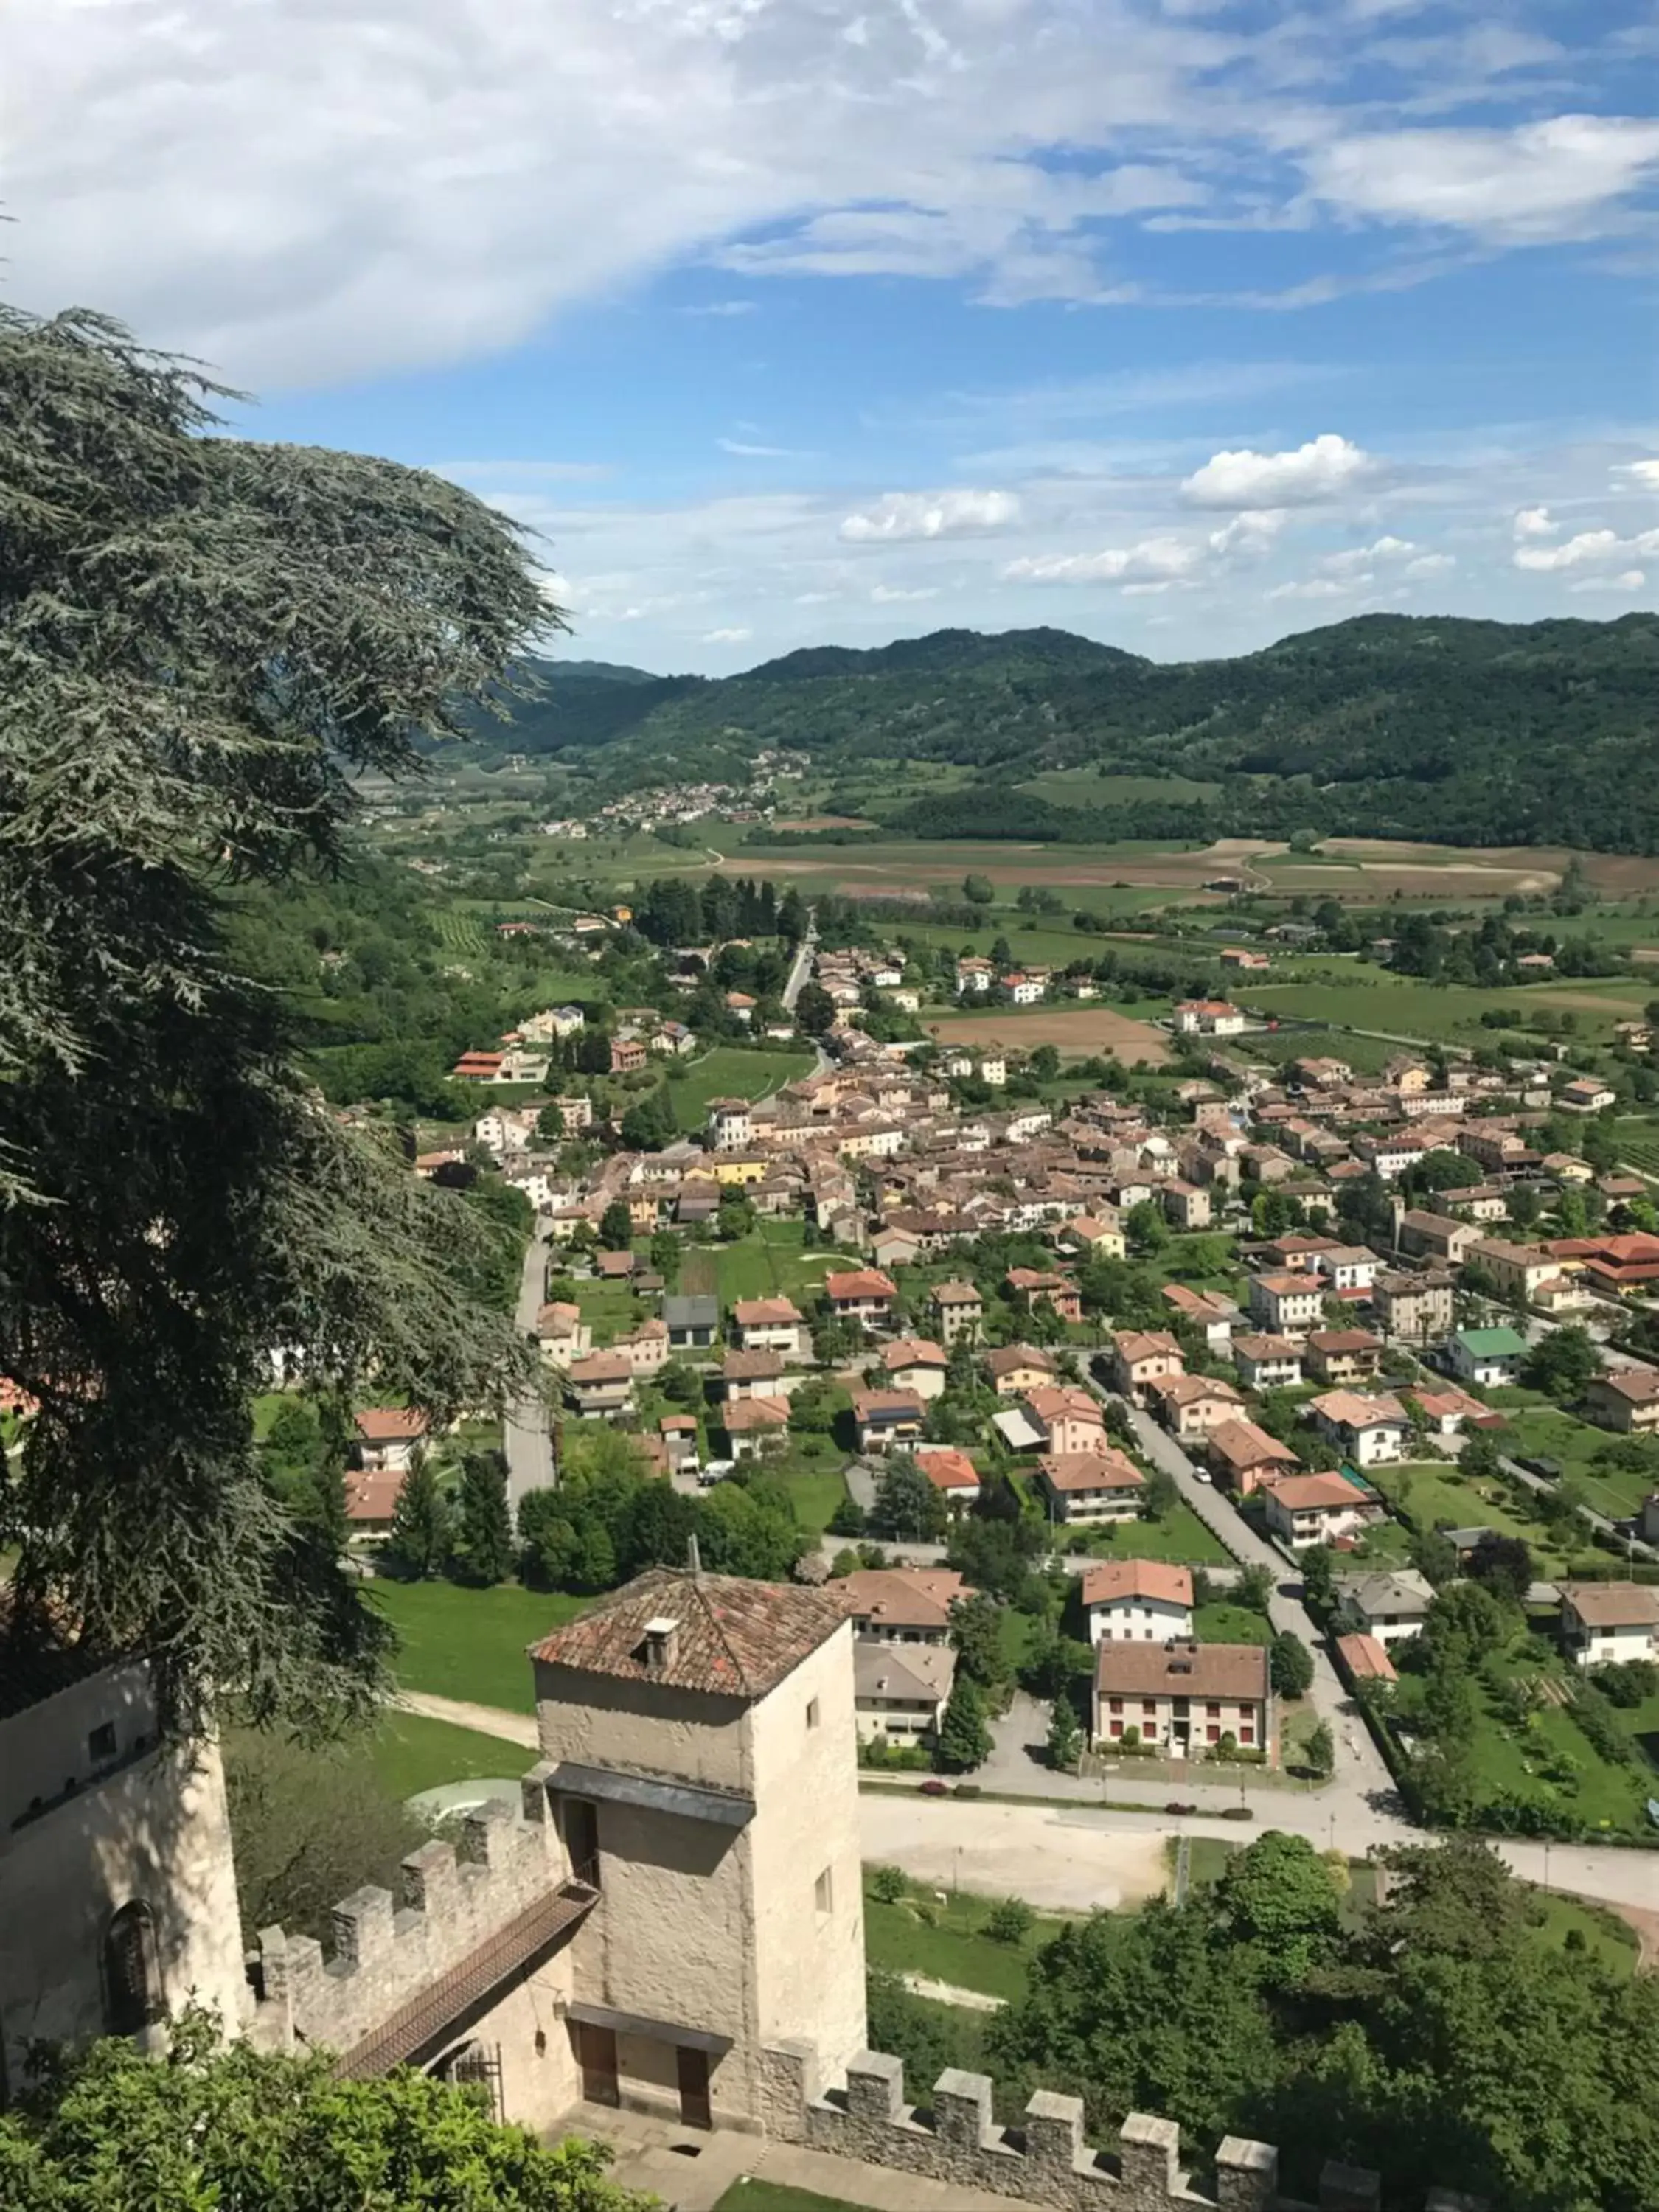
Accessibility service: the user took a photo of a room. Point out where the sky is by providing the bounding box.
[9,0,1658,675]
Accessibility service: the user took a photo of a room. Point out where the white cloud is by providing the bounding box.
[1180,434,1377,509]
[840,489,1020,543]
[1003,537,1202,585]
[1514,528,1659,573]
[1319,534,1415,576]
[1304,116,1659,243]
[870,584,940,603]
[1568,570,1646,594]
[684,299,758,317]
[719,437,802,459]
[1512,506,1557,540]
[1265,577,1352,600]
[1404,552,1455,577]
[1208,509,1287,557]
[1613,460,1659,490]
[703,626,753,643]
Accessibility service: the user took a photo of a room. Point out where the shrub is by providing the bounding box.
[985,1896,1035,1945]
[869,1864,908,1905]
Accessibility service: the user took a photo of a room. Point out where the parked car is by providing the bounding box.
[919,1778,948,1797]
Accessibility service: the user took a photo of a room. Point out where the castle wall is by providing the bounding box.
[0,1669,247,2096]
[532,1661,750,1792]
[754,2042,1486,2212]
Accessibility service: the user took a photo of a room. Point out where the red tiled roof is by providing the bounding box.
[917,1447,981,1492]
[1039,1447,1143,1493]
[1335,1632,1397,1683]
[1080,1559,1192,1610]
[1094,1639,1267,1700]
[354,1408,430,1443]
[826,1269,898,1301]
[531,1566,847,1696]
[731,1297,804,1326]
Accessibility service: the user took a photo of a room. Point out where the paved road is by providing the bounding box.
[1101,1385,1398,1814]
[504,1224,556,1514]
[781,910,817,1011]
[863,1788,1659,1918]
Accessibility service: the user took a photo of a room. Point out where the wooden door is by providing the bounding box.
[676,2043,712,2130]
[575,2022,619,2107]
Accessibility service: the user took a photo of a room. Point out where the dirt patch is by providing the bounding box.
[860,1795,1170,1914]
[926,1007,1171,1064]
[1607,1902,1659,1969]
[1631,947,1659,964]
[770,814,877,832]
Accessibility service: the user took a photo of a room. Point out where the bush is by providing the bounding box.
[1591,1658,1659,1708]
[869,1864,908,1904]
[986,1896,1035,1945]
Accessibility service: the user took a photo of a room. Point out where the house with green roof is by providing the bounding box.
[1447,1324,1528,1387]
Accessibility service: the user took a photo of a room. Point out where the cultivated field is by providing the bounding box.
[925,1006,1171,1062]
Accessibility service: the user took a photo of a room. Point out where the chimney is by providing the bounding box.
[687,1533,703,1581]
[643,1616,679,1673]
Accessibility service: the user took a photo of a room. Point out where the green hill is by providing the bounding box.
[470,613,1659,852]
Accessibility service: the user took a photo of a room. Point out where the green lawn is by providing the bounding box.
[863,1874,1071,2003]
[663,1046,815,1130]
[784,1466,852,1537]
[1536,1893,1642,1975]
[1062,1499,1232,1566]
[691,1220,846,1306]
[1366,1460,1600,1578]
[1248,972,1646,1047]
[1500,1405,1659,1520]
[367,1713,534,1800]
[1194,1601,1272,1646]
[571,1279,644,1344]
[369,1579,588,1713]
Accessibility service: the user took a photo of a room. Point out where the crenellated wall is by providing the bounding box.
[248,1775,566,2064]
[757,2039,1489,2212]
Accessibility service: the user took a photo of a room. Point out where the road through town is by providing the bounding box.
[504,1222,555,1512]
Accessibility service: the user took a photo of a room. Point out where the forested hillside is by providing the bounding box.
[472,614,1659,851]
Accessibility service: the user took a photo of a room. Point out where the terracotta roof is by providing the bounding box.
[1310,1389,1406,1430]
[1591,1370,1659,1405]
[1208,1418,1299,1472]
[883,1338,948,1371]
[1024,1384,1105,1428]
[532,1568,849,1697]
[659,1413,698,1433]
[1146,1372,1243,1409]
[731,1296,804,1326]
[723,1396,791,1433]
[568,1352,633,1385]
[723,1347,784,1380]
[1268,1472,1373,1510]
[931,1279,983,1305]
[985,1344,1054,1378]
[1081,1559,1193,1610]
[826,1269,897,1301]
[851,1388,925,1423]
[1256,1272,1323,1295]
[916,1447,981,1492]
[354,1408,430,1443]
[1113,1330,1183,1365]
[344,1468,406,1523]
[1560,1582,1659,1630]
[1307,1329,1382,1354]
[1233,1333,1301,1362]
[1094,1639,1269,1700]
[1335,1632,1397,1683]
[537,1301,585,1333]
[1039,1448,1144,1493]
[838,1566,965,1632]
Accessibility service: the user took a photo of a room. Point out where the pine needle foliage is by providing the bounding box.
[0,304,564,1735]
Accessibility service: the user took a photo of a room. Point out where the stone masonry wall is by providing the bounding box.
[248,1774,561,2059]
[757,2041,1487,2212]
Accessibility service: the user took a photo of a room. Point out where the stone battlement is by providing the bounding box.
[248,1769,563,2065]
[758,2041,1486,2212]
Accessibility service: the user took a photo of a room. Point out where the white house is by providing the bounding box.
[1335,1568,1435,1650]
[1262,1470,1388,1548]
[1559,1582,1659,1669]
[853,1643,956,1747]
[1081,1560,1194,1646]
[1172,999,1246,1037]
[1308,1388,1409,1468]
[1447,1326,1528,1387]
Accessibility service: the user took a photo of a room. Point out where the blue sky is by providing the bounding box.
[11,0,1658,672]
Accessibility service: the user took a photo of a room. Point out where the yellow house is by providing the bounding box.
[612,903,633,924]
[712,1154,770,1187]
[627,1191,660,1229]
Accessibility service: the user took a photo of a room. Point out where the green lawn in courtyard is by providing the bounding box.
[714,2182,881,2212]
[686,1219,847,1306]
[367,1713,533,1801]
[369,1578,588,1713]
[1499,1405,1659,1520]
[1194,1601,1273,1646]
[1060,1498,1231,1566]
[1365,1460,1599,1578]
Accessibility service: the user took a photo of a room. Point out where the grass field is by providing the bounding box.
[863,1872,1071,2003]
[664,1046,815,1130]
[368,1712,534,1799]
[714,2183,880,2212]
[682,1218,848,1304]
[369,1579,589,1712]
[1498,1406,1659,1520]
[1018,767,1222,809]
[1194,1601,1273,1645]
[1610,1114,1659,1178]
[1364,1460,1599,1578]
[1247,972,1648,1046]
[1057,1498,1232,1566]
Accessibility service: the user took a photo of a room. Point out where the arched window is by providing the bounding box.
[105,1902,163,2037]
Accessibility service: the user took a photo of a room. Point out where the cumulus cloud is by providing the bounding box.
[1568,570,1646,594]
[1208,509,1287,557]
[1180,434,1377,509]
[1266,577,1352,601]
[1303,116,1659,243]
[1003,538,1202,585]
[703,626,753,643]
[719,437,801,458]
[1512,506,1557,540]
[840,489,1020,543]
[1514,527,1659,573]
[1319,534,1415,577]
[1404,552,1456,577]
[1613,460,1659,490]
[870,584,940,602]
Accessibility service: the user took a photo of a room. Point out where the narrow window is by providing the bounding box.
[814,1867,834,1915]
[88,1722,117,1764]
[105,1902,163,2036]
[805,1697,820,1731]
